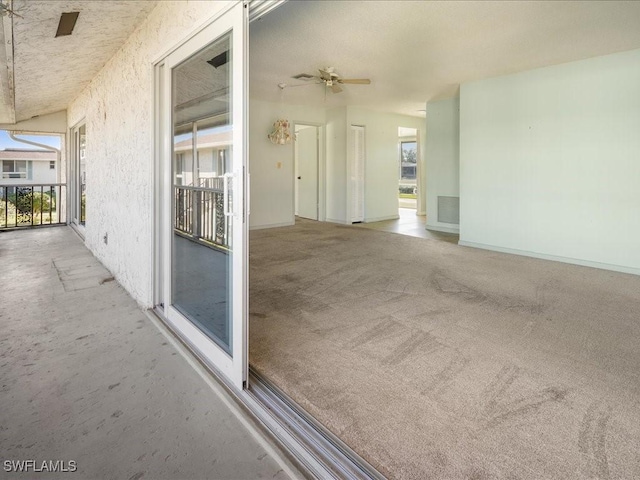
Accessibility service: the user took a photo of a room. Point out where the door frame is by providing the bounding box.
[153,1,248,389]
[68,119,86,236]
[148,2,383,477]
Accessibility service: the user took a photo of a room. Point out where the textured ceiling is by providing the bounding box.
[5,1,640,124]
[10,0,158,122]
[250,1,640,117]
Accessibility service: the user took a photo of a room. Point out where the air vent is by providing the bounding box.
[55,12,79,37]
[437,196,460,224]
[207,51,228,69]
[292,73,314,80]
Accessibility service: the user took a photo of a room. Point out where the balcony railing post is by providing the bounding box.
[192,189,200,239]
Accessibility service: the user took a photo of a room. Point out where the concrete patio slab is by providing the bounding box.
[0,226,299,480]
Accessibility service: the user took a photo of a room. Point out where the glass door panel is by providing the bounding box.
[71,123,86,228]
[172,33,233,352]
[79,125,86,225]
[161,3,246,388]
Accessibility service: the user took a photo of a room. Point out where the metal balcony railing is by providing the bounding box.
[174,179,230,249]
[1,183,66,229]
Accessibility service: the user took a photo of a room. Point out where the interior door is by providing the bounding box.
[294,125,318,220]
[161,3,247,389]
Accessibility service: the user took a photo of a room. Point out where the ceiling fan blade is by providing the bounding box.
[285,82,323,89]
[338,79,371,85]
[318,69,332,81]
[331,84,343,94]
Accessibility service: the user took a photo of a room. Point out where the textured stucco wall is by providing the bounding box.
[67,1,232,308]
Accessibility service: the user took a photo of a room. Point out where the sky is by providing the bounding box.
[0,130,61,150]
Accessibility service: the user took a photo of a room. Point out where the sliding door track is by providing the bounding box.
[248,367,385,480]
[147,308,383,479]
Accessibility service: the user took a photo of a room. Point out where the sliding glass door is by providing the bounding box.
[159,3,247,389]
[70,123,86,229]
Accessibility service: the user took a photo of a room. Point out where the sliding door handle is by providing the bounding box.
[223,172,234,217]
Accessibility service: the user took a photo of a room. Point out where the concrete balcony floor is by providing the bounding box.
[0,226,296,479]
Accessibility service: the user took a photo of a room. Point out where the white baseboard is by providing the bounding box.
[249,221,295,231]
[458,240,640,277]
[426,224,460,234]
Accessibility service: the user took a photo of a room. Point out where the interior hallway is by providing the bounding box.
[355,207,458,243]
[0,227,296,480]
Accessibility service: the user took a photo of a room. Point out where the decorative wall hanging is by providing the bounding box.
[268,119,292,145]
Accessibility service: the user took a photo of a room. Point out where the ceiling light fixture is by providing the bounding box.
[268,119,292,145]
[55,12,79,37]
[268,84,292,145]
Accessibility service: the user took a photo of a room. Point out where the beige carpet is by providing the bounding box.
[249,219,640,480]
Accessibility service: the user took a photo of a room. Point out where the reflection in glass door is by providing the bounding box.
[160,3,247,388]
[172,34,233,351]
[78,125,86,224]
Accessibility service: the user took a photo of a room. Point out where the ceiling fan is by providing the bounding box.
[287,67,371,94]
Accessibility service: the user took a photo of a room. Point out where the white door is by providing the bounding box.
[294,125,318,220]
[160,3,248,389]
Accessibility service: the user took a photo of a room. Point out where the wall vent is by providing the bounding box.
[437,196,459,224]
[55,12,79,37]
[292,73,314,80]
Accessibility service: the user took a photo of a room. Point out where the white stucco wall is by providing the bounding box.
[460,48,640,275]
[67,1,233,307]
[425,97,460,234]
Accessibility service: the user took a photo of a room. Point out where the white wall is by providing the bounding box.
[32,160,57,184]
[67,1,233,307]
[346,108,425,223]
[0,110,67,134]
[249,103,425,227]
[460,48,640,274]
[325,107,347,223]
[249,99,326,229]
[425,97,460,233]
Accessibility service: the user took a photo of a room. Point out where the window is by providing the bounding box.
[49,161,55,170]
[400,141,417,180]
[1,160,30,179]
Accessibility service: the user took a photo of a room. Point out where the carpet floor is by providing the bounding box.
[249,219,640,480]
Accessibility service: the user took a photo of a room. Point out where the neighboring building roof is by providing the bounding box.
[0,149,56,161]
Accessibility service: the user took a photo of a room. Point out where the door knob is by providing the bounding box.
[297,176,301,179]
